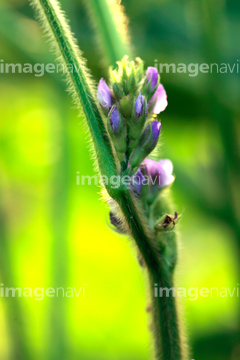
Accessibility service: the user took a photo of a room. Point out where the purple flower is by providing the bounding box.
[146,67,159,90]
[97,78,112,108]
[149,84,168,114]
[142,120,161,147]
[141,121,161,149]
[135,91,145,117]
[143,158,174,188]
[132,169,145,196]
[110,105,120,132]
[150,121,161,147]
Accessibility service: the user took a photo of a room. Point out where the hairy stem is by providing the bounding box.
[117,191,159,270]
[118,191,184,359]
[29,1,186,358]
[150,267,182,360]
[30,0,118,197]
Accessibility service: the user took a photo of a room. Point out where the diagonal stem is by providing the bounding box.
[30,0,118,197]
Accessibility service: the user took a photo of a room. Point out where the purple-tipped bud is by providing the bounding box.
[135,91,145,117]
[151,121,161,147]
[143,121,161,148]
[132,169,145,196]
[110,105,120,133]
[149,84,168,114]
[146,67,159,90]
[129,121,161,171]
[109,212,122,227]
[97,78,112,108]
[109,212,127,234]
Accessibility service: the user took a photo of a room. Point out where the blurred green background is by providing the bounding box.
[0,0,239,359]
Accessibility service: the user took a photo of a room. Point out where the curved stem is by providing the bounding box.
[118,191,184,360]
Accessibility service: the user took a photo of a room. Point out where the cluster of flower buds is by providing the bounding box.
[97,57,177,232]
[97,57,167,168]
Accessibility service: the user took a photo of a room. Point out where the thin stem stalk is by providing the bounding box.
[118,190,184,360]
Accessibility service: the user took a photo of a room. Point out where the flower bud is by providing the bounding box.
[107,106,127,153]
[110,56,144,97]
[131,169,145,196]
[109,212,127,234]
[128,93,148,142]
[97,78,112,109]
[110,212,122,227]
[146,67,159,90]
[129,121,161,172]
[151,121,161,147]
[135,91,145,117]
[148,83,168,114]
[109,105,120,133]
[119,95,132,118]
[112,82,125,101]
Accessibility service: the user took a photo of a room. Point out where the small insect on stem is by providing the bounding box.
[162,211,178,229]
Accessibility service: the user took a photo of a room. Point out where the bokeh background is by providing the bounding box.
[0,0,239,359]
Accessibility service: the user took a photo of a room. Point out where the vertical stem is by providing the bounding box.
[85,0,131,66]
[150,268,182,360]
[118,191,184,360]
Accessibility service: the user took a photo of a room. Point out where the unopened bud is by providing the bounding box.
[107,106,127,153]
[129,121,161,171]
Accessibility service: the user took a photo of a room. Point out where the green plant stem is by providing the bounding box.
[30,0,118,197]
[118,191,183,360]
[85,0,131,66]
[117,191,159,270]
[150,267,181,360]
[30,1,185,358]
